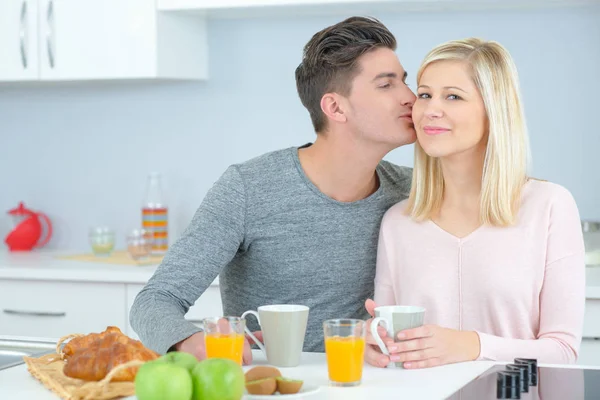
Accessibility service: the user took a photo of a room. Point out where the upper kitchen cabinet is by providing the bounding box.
[158,0,599,16]
[0,0,207,83]
[0,0,39,81]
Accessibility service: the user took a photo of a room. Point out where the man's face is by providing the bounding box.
[341,47,417,148]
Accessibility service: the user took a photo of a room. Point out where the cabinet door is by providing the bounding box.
[0,0,39,81]
[38,0,156,80]
[0,279,127,338]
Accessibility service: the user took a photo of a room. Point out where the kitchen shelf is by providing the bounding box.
[157,0,600,18]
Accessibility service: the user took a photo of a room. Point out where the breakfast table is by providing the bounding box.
[3,349,597,399]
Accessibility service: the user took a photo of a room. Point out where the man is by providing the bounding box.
[130,16,416,366]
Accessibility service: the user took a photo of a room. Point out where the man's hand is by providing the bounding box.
[174,330,264,365]
[364,299,394,368]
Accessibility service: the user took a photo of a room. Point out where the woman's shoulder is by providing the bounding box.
[521,178,581,224]
[381,199,415,228]
[523,178,577,206]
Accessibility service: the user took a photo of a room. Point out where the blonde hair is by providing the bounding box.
[406,38,531,226]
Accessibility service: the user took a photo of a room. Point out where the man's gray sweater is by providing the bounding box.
[130,145,412,354]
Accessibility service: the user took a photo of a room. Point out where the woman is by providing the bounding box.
[366,38,585,369]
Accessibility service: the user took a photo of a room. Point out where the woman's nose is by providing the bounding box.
[424,101,443,119]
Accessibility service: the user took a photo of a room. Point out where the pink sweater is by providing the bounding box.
[374,180,586,364]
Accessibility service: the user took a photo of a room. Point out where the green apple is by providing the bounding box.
[191,358,245,400]
[158,351,199,372]
[135,360,193,400]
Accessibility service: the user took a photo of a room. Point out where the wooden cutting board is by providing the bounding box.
[56,251,163,266]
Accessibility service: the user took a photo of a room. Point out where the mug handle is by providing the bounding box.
[370,317,390,356]
[241,310,266,355]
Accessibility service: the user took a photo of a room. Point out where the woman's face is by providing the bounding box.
[412,60,488,159]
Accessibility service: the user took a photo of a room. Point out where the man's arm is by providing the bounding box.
[130,165,246,354]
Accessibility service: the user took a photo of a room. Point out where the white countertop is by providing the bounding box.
[2,350,600,400]
[0,250,218,286]
[0,351,493,400]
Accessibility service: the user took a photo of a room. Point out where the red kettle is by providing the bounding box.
[4,202,53,251]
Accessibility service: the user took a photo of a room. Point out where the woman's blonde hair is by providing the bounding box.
[406,38,531,226]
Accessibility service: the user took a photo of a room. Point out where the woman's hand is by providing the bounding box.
[364,299,394,368]
[388,325,481,369]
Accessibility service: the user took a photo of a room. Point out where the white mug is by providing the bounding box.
[242,304,309,367]
[370,305,426,368]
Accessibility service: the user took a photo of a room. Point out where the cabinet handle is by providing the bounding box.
[46,0,55,68]
[3,309,66,317]
[19,1,27,69]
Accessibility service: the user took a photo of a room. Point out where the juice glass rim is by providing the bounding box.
[323,318,365,327]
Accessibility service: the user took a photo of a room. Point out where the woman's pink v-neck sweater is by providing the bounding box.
[374,180,586,363]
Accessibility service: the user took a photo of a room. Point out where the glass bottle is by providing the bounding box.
[141,172,168,256]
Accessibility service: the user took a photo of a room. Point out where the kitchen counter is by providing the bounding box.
[0,350,494,400]
[2,250,599,296]
[2,350,600,400]
[0,250,218,286]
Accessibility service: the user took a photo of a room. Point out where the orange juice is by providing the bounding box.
[205,333,245,364]
[325,336,366,384]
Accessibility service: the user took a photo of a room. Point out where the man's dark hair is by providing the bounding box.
[295,16,397,133]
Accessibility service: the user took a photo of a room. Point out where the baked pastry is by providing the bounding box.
[62,326,159,381]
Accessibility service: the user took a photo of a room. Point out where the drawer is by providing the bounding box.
[0,279,127,339]
[126,282,222,339]
[583,299,600,338]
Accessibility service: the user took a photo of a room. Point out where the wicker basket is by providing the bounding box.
[24,353,143,400]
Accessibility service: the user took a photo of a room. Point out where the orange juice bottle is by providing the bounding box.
[325,335,366,384]
[204,333,245,365]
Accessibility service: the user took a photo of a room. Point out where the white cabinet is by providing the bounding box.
[0,279,127,338]
[0,0,39,81]
[579,338,600,366]
[126,283,223,339]
[0,277,222,343]
[0,0,207,82]
[583,299,600,339]
[157,0,586,14]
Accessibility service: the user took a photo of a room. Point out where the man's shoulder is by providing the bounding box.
[232,147,296,176]
[378,160,413,196]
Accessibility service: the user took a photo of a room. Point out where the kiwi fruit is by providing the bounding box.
[246,377,277,395]
[276,377,304,394]
[244,366,282,383]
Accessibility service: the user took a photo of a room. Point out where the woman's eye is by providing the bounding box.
[379,83,391,89]
[417,93,430,99]
[448,94,462,100]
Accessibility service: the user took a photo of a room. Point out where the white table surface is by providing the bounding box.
[0,350,494,400]
[2,350,600,400]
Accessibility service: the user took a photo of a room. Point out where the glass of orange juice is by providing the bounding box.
[323,319,366,387]
[203,317,246,365]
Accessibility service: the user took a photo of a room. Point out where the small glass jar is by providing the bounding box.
[126,228,152,261]
[583,221,600,266]
[89,227,115,257]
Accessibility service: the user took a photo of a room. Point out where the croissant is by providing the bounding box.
[62,326,159,382]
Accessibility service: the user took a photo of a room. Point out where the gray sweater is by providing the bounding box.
[130,145,412,354]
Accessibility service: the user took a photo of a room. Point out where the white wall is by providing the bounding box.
[1,5,599,251]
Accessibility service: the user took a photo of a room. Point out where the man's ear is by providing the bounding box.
[320,92,347,124]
